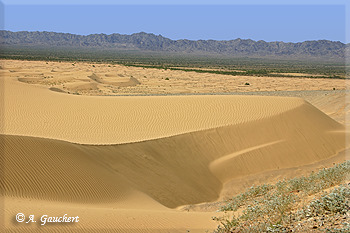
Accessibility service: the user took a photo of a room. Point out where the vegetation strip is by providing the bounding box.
[214,160,350,232]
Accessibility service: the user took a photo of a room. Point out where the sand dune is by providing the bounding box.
[2,74,309,144]
[88,73,140,87]
[64,81,99,92]
[302,91,350,125]
[1,60,348,232]
[4,197,220,232]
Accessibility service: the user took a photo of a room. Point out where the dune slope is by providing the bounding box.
[2,75,308,144]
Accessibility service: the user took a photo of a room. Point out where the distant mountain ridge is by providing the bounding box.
[0,30,347,60]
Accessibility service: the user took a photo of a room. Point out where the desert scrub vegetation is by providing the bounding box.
[214,160,350,232]
[0,45,346,78]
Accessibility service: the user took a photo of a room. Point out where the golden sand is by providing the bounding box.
[0,59,348,232]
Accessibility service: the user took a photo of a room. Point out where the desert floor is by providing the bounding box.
[1,59,349,232]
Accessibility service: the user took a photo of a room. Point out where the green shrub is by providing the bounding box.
[303,185,350,217]
[214,161,350,232]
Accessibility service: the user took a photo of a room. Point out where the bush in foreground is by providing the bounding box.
[213,160,350,232]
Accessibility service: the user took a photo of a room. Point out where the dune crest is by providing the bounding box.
[2,76,307,144]
[1,98,346,206]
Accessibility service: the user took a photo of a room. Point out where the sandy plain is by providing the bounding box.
[1,60,347,95]
[0,59,349,232]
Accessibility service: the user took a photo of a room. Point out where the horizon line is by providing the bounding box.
[1,29,347,44]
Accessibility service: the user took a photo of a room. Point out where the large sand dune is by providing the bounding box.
[2,74,312,144]
[0,60,348,232]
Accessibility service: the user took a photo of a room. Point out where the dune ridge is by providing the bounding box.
[1,99,346,207]
[2,75,307,144]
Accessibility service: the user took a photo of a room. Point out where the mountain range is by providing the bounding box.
[0,30,348,60]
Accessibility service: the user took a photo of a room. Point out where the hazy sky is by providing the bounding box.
[1,0,348,43]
